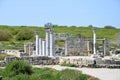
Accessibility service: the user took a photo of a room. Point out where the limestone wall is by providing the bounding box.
[0,56,120,68]
[59,57,120,68]
[1,56,59,66]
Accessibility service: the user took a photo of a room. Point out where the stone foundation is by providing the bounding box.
[0,56,59,67]
[59,56,120,68]
[0,56,120,68]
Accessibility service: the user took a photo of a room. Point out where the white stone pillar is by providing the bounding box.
[50,32,54,57]
[36,31,39,56]
[93,28,97,55]
[46,31,50,56]
[42,40,46,56]
[24,44,26,54]
[39,38,42,56]
[65,40,68,56]
[103,39,106,56]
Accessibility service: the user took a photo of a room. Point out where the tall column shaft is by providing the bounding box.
[50,32,54,57]
[103,40,106,56]
[93,28,97,55]
[65,40,68,56]
[39,38,42,56]
[24,44,26,54]
[36,33,39,55]
[42,40,46,56]
[46,32,50,56]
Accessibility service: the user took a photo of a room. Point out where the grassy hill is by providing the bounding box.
[0,25,120,49]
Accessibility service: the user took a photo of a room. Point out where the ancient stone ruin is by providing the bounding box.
[0,23,119,68]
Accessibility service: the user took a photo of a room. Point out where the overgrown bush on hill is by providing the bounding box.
[0,30,12,41]
[16,28,34,41]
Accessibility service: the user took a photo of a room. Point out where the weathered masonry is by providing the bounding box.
[24,23,110,57]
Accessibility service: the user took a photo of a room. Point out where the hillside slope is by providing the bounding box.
[0,25,120,49]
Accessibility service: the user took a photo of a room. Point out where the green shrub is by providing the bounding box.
[0,57,4,61]
[61,61,78,67]
[79,74,90,80]
[5,60,33,77]
[16,28,34,41]
[57,69,82,80]
[31,68,59,80]
[0,67,99,80]
[0,30,12,41]
[11,74,30,80]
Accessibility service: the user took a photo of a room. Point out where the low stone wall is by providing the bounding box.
[0,56,59,67]
[59,57,120,68]
[0,56,120,68]
[59,57,95,67]
[96,59,120,68]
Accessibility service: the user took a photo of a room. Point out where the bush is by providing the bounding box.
[0,67,99,80]
[5,60,33,77]
[61,61,78,67]
[0,30,12,41]
[57,69,82,80]
[31,68,59,80]
[16,28,34,41]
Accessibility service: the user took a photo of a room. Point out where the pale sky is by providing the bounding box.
[0,0,120,27]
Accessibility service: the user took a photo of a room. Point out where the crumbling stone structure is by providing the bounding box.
[1,56,59,66]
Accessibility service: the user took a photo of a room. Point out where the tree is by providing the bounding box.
[88,25,93,28]
[104,25,116,29]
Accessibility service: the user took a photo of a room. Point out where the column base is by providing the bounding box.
[91,54,99,58]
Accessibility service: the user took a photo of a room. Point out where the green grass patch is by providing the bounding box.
[60,61,78,67]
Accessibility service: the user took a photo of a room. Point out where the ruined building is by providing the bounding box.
[24,23,110,57]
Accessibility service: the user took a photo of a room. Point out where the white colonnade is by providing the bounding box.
[35,23,54,57]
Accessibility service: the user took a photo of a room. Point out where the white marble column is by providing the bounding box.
[46,31,50,56]
[65,40,68,56]
[24,44,26,54]
[36,31,39,56]
[93,28,97,55]
[42,40,46,56]
[39,38,42,56]
[50,31,54,57]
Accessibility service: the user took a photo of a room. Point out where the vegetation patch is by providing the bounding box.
[0,53,11,61]
[0,60,99,80]
[60,61,78,67]
[0,25,120,49]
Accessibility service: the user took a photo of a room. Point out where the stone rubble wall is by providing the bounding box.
[0,56,120,68]
[95,59,120,68]
[59,57,120,68]
[0,56,59,67]
[59,57,94,67]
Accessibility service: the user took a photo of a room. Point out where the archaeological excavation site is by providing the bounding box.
[0,23,120,68]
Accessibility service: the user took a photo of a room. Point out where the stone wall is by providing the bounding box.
[0,56,120,68]
[0,56,59,67]
[59,57,120,68]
